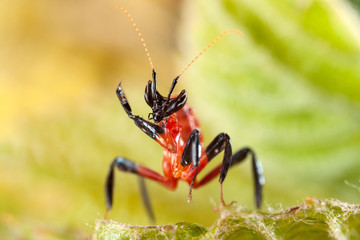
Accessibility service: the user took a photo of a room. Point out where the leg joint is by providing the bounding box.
[205,133,231,162]
[218,132,230,141]
[112,157,138,174]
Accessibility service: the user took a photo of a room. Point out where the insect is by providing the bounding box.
[105,7,265,221]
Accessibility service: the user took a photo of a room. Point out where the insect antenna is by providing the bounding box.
[114,6,155,71]
[166,30,243,99]
[178,29,243,78]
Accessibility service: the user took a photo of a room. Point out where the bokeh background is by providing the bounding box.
[1,0,360,239]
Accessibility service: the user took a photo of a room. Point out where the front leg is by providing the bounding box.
[116,84,176,152]
[180,129,201,201]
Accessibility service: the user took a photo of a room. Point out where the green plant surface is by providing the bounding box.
[94,198,360,239]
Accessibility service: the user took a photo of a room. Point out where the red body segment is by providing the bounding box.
[120,97,237,208]
[133,99,240,203]
[151,104,210,188]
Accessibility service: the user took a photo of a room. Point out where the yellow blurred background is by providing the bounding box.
[1,0,360,239]
[0,0,187,238]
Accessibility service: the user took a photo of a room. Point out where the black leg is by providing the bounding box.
[116,83,133,117]
[116,83,164,135]
[105,157,138,212]
[138,176,155,223]
[180,129,201,200]
[203,133,233,205]
[194,136,264,208]
[205,133,233,183]
[230,147,265,209]
[195,133,264,208]
[105,156,177,222]
[105,157,155,222]
[116,83,184,152]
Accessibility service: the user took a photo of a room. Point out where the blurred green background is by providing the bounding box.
[1,0,360,239]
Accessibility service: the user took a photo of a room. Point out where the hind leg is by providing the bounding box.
[105,156,178,222]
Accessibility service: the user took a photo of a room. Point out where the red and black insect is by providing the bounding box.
[105,7,265,221]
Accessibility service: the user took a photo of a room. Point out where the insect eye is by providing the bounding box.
[144,80,153,108]
[153,111,164,123]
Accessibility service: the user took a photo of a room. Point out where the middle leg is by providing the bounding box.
[192,133,265,208]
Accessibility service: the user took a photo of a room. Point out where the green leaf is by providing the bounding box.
[180,0,360,206]
[94,198,360,239]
